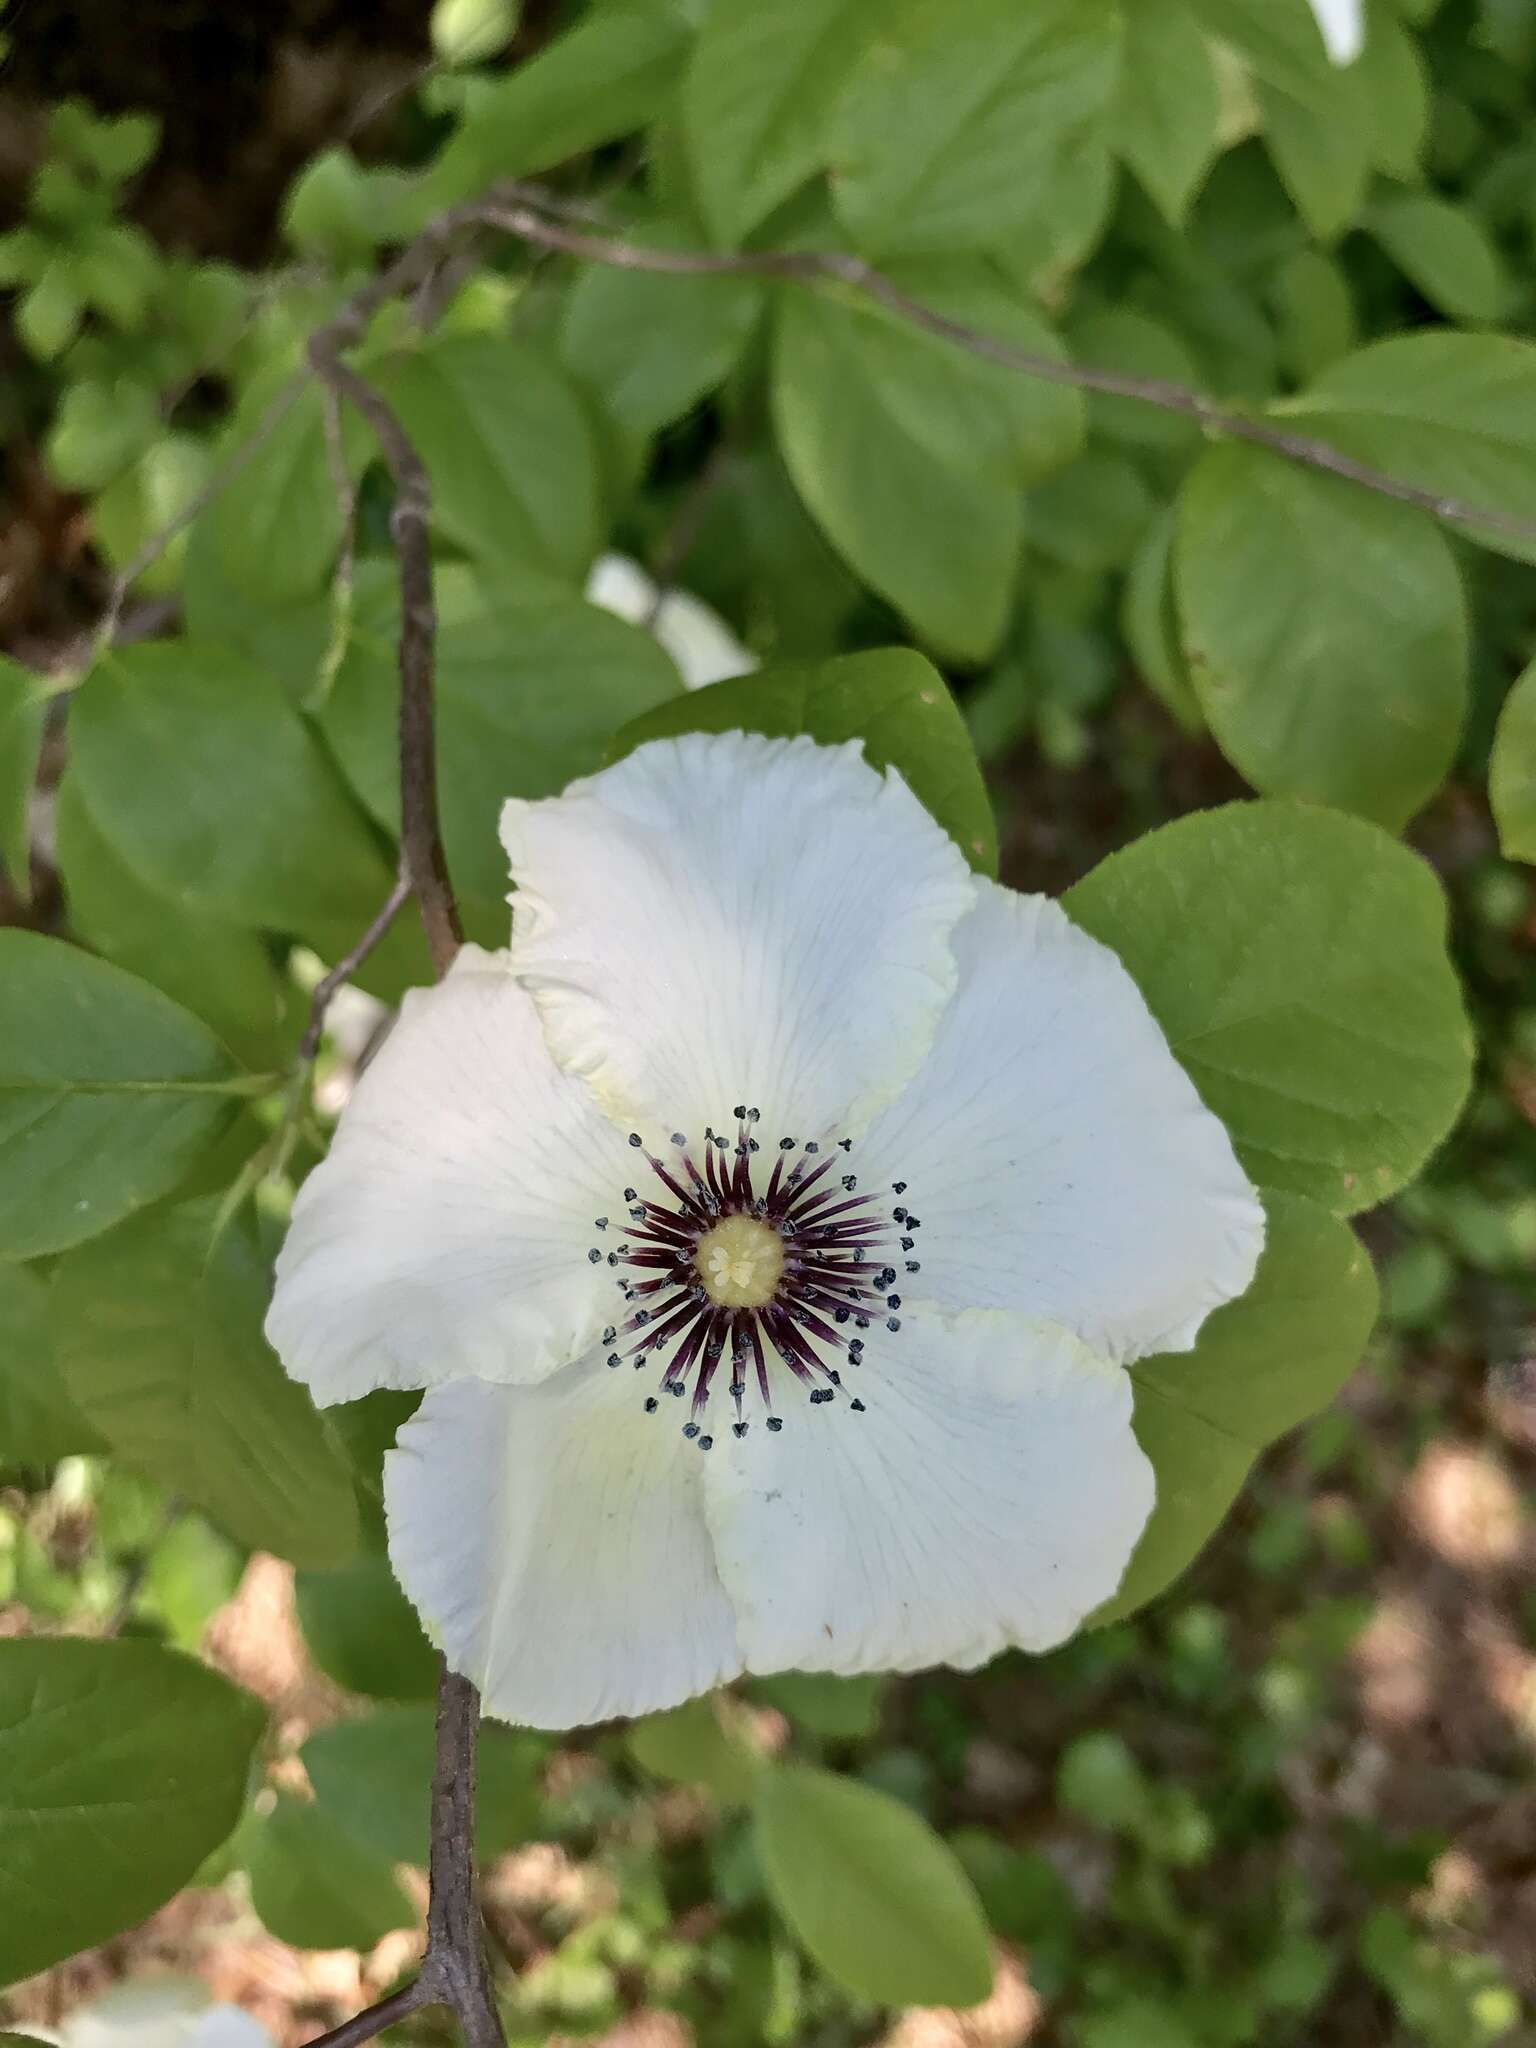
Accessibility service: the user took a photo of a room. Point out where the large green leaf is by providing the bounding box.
[0,1637,263,1986]
[828,0,1121,256]
[207,382,351,605]
[373,335,601,583]
[303,1705,544,1865]
[1175,444,1468,830]
[1064,801,1473,1213]
[244,1792,413,1950]
[0,932,255,1260]
[319,564,681,929]
[51,1200,359,1568]
[0,656,45,899]
[1490,659,1536,865]
[295,1551,439,1701]
[561,229,763,439]
[755,1764,993,2007]
[1098,1189,1379,1624]
[1115,0,1221,224]
[0,1261,104,1468]
[609,647,997,874]
[56,777,290,1070]
[771,281,1058,660]
[1274,332,1536,566]
[68,639,402,958]
[682,0,873,247]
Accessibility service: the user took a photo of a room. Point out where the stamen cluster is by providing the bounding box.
[587,1108,920,1448]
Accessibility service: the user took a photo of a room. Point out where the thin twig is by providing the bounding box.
[309,278,465,973]
[475,200,1536,545]
[301,1977,435,2048]
[299,872,413,1064]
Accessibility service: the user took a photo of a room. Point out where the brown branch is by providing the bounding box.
[298,873,412,1064]
[474,199,1536,545]
[304,233,495,2048]
[301,1979,434,2048]
[420,1666,504,2048]
[308,249,468,976]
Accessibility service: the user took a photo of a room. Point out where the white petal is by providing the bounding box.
[501,732,974,1141]
[1307,0,1364,63]
[704,1308,1152,1674]
[586,552,756,689]
[859,883,1263,1362]
[267,945,635,1405]
[651,588,758,690]
[384,1364,741,1727]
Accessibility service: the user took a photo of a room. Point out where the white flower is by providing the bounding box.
[1306,0,1364,64]
[267,733,1263,1729]
[585,552,757,691]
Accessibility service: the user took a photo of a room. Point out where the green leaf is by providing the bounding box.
[1115,0,1221,223]
[0,1261,104,1468]
[1098,1189,1380,1623]
[419,1,689,211]
[57,777,289,1069]
[295,1551,439,1701]
[1175,443,1467,830]
[207,381,352,604]
[561,228,763,439]
[753,1672,885,1741]
[244,1793,413,1950]
[1064,801,1473,1212]
[682,0,872,247]
[1274,332,1536,566]
[629,1694,764,1806]
[0,1637,263,1986]
[0,932,253,1260]
[51,1199,359,1568]
[1255,67,1370,240]
[304,1705,543,1865]
[375,336,600,582]
[93,433,215,597]
[1366,192,1508,322]
[1490,659,1536,864]
[0,656,45,898]
[69,639,400,954]
[319,565,681,927]
[17,263,83,360]
[772,283,1044,661]
[45,376,160,490]
[1358,13,1429,178]
[828,0,1121,257]
[282,148,376,264]
[609,647,997,875]
[755,1764,993,2007]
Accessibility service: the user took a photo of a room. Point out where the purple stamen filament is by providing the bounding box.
[588,1107,912,1447]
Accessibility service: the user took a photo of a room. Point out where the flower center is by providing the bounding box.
[586,1107,919,1447]
[695,1215,784,1308]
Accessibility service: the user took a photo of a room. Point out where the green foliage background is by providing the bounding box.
[0,0,1534,2042]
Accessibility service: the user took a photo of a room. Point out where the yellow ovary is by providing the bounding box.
[694,1215,785,1309]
